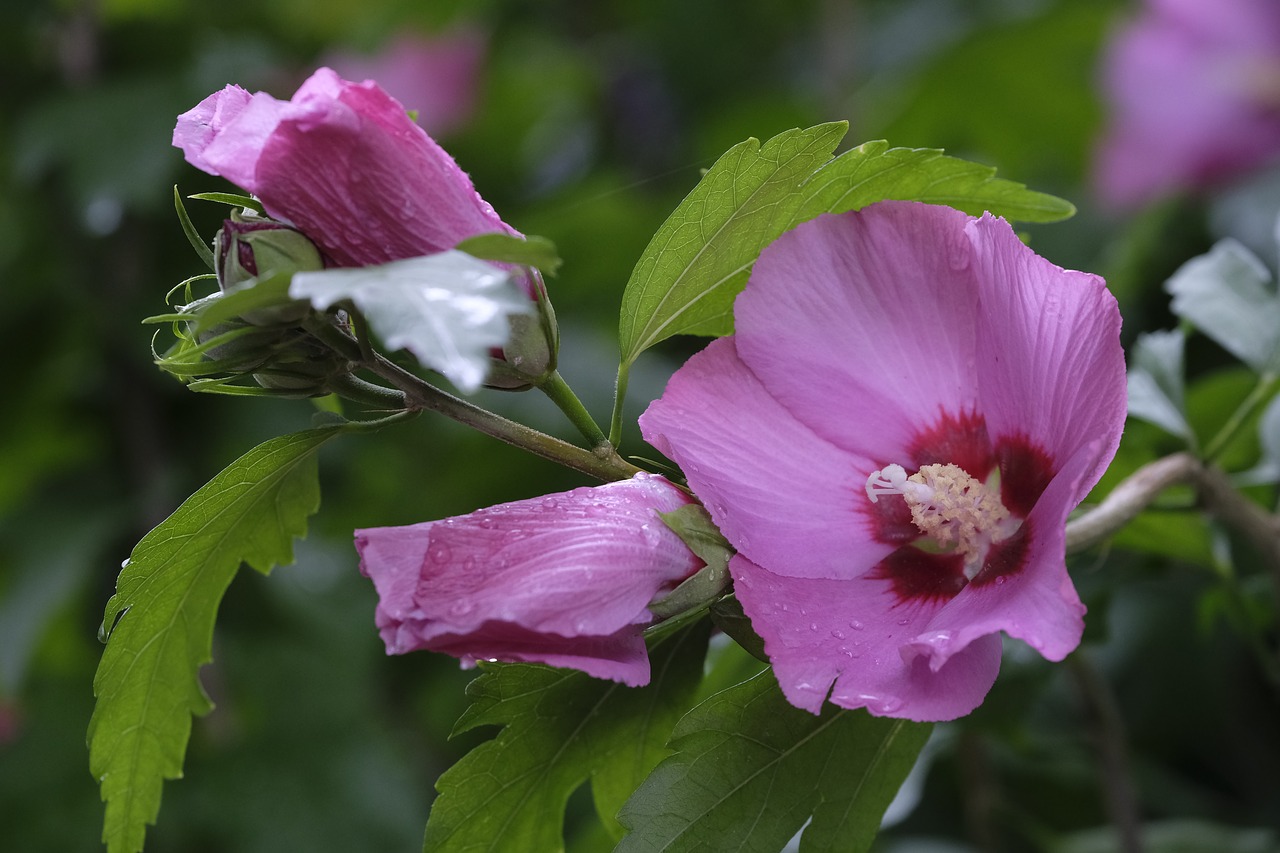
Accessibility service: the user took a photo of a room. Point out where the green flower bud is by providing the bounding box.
[214,211,324,325]
[483,270,559,390]
[189,313,351,397]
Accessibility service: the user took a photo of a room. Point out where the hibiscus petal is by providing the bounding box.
[730,554,1001,722]
[640,337,889,580]
[968,213,1126,501]
[355,473,701,686]
[173,84,254,175]
[734,202,981,462]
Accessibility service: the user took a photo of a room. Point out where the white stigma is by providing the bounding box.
[865,462,1019,579]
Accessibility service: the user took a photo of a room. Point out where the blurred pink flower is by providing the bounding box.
[641,201,1126,721]
[173,67,513,270]
[323,31,486,138]
[1095,0,1280,208]
[355,473,703,686]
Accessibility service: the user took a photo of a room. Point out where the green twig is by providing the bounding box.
[609,362,630,447]
[327,374,405,410]
[539,370,609,449]
[304,315,644,482]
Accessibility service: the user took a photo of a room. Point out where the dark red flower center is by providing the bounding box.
[863,409,1055,605]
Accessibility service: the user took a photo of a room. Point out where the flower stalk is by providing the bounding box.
[305,315,643,483]
[538,369,610,450]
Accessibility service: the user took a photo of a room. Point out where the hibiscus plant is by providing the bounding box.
[84,66,1280,853]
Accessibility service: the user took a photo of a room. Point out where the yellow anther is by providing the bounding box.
[865,462,1019,578]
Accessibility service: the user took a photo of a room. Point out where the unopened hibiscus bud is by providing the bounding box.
[355,472,703,686]
[214,211,324,325]
[483,271,559,390]
[191,312,351,397]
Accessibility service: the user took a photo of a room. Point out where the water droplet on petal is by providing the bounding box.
[850,620,864,631]
[429,543,452,564]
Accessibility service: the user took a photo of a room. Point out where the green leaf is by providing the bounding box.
[189,272,294,332]
[1126,329,1194,444]
[1238,392,1280,486]
[647,505,734,621]
[618,122,849,364]
[616,130,1073,368]
[707,595,769,663]
[616,671,931,853]
[424,623,710,851]
[188,190,265,214]
[174,186,215,272]
[290,251,531,393]
[792,139,1076,225]
[1166,238,1280,374]
[456,232,563,276]
[88,427,341,853]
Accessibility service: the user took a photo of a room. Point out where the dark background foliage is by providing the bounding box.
[2,0,1277,850]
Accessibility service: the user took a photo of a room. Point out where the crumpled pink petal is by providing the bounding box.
[641,201,1126,721]
[174,67,514,270]
[355,472,703,686]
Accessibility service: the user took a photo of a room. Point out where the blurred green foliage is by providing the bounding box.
[1,0,1277,850]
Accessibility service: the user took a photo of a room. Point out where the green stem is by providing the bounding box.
[609,362,631,447]
[327,374,406,410]
[539,370,609,449]
[304,315,643,482]
[1203,372,1279,463]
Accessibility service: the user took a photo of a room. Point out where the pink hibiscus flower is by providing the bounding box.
[640,201,1126,721]
[173,67,514,270]
[1095,0,1280,208]
[355,473,703,686]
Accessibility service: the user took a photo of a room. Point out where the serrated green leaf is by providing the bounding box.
[616,671,931,853]
[1126,329,1194,444]
[792,139,1076,225]
[424,624,710,851]
[618,122,849,364]
[290,251,531,393]
[88,427,341,853]
[1166,238,1280,374]
[616,131,1073,370]
[456,232,563,276]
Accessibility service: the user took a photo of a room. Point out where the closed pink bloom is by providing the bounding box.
[640,201,1126,721]
[323,30,486,138]
[173,67,514,270]
[1095,0,1280,208]
[355,473,703,686]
